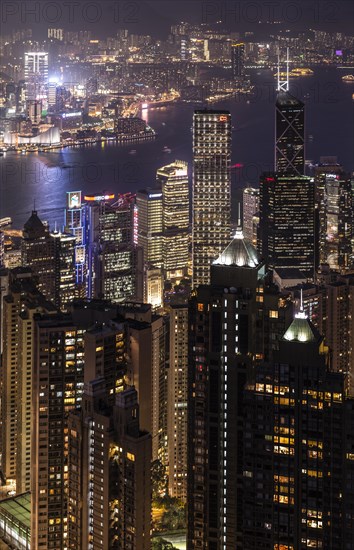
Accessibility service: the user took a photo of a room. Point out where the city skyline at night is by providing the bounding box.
[0,6,354,550]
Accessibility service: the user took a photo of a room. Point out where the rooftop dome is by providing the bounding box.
[283,305,320,343]
[213,225,261,268]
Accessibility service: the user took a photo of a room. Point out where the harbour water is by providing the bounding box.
[0,67,353,229]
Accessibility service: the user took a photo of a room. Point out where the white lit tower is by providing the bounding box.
[24,52,49,108]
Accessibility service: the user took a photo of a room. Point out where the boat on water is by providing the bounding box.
[163,146,171,153]
[129,149,137,155]
[27,145,39,152]
[0,217,12,228]
[342,74,354,82]
[290,67,314,76]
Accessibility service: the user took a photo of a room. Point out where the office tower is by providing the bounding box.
[192,110,232,286]
[86,195,143,303]
[50,230,76,310]
[187,226,292,549]
[64,191,87,297]
[0,269,55,491]
[47,81,57,110]
[100,202,143,303]
[68,384,151,550]
[242,309,354,549]
[231,42,245,78]
[156,160,190,281]
[136,188,164,268]
[320,172,352,270]
[167,304,188,501]
[48,28,63,40]
[242,187,259,245]
[258,173,315,277]
[275,66,305,176]
[21,210,56,301]
[118,303,167,462]
[31,315,84,550]
[24,52,48,103]
[144,266,164,309]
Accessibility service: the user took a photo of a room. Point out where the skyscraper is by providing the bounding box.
[258,173,316,277]
[136,188,164,268]
[167,304,188,501]
[275,89,305,176]
[68,384,152,550]
[320,172,352,270]
[231,43,245,78]
[242,187,259,245]
[31,315,85,550]
[24,52,48,103]
[187,226,292,548]
[242,308,354,548]
[50,229,76,310]
[64,191,87,297]
[156,159,190,281]
[21,210,56,301]
[1,269,54,488]
[192,109,232,286]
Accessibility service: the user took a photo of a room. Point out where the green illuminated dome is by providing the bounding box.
[283,310,319,343]
[213,226,260,268]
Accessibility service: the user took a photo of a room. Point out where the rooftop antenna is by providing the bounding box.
[33,198,36,212]
[237,203,241,227]
[277,47,289,92]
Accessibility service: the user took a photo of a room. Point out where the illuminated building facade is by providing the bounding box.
[118,303,167,462]
[64,191,87,296]
[258,173,315,277]
[21,210,56,302]
[85,195,142,303]
[68,384,151,550]
[243,310,354,549]
[231,43,245,78]
[1,270,53,488]
[137,189,163,268]
[167,304,188,501]
[275,91,305,176]
[50,230,76,311]
[24,52,48,104]
[242,187,259,245]
[192,110,231,286]
[187,227,292,549]
[156,160,190,280]
[31,316,84,550]
[320,172,352,271]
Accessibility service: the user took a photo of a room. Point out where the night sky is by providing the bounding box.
[2,0,353,38]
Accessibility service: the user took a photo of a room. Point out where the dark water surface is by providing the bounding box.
[1,67,353,229]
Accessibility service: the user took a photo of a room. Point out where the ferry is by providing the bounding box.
[27,145,39,152]
[129,149,137,155]
[290,67,314,76]
[163,146,172,153]
[342,74,354,82]
[0,217,12,228]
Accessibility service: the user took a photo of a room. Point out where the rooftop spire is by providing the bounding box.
[277,46,290,92]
